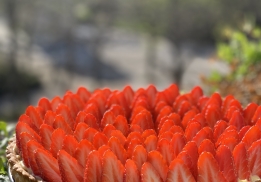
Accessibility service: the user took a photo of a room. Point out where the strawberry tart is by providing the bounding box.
[6,84,261,182]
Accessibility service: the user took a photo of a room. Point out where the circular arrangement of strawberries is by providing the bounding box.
[14,84,261,182]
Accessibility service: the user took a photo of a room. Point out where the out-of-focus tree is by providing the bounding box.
[118,0,261,85]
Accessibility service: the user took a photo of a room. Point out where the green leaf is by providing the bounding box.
[0,121,7,137]
[208,71,223,82]
[0,158,6,174]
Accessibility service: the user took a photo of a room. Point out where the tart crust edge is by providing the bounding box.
[6,135,40,182]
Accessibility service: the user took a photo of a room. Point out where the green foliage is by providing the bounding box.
[0,121,8,175]
[0,121,14,178]
[215,20,261,80]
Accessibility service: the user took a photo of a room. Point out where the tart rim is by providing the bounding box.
[6,135,41,182]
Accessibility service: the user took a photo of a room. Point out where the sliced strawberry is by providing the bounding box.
[83,127,99,143]
[55,104,74,129]
[141,162,163,182]
[62,135,78,156]
[76,87,91,103]
[154,101,168,119]
[50,128,66,158]
[110,130,126,146]
[243,103,258,125]
[233,142,251,180]
[224,105,240,121]
[219,137,238,152]
[129,124,143,133]
[154,90,169,106]
[248,139,261,178]
[62,92,77,120]
[197,96,209,112]
[185,121,202,142]
[74,122,89,142]
[101,149,124,182]
[101,110,116,129]
[132,110,154,131]
[221,95,235,116]
[115,91,129,113]
[176,150,197,179]
[177,100,192,118]
[147,150,168,181]
[34,106,45,119]
[190,86,203,105]
[242,125,261,149]
[132,97,150,113]
[38,97,52,114]
[213,120,228,142]
[166,159,196,182]
[25,106,43,130]
[84,113,99,131]
[170,133,186,158]
[58,149,84,182]
[239,125,251,141]
[124,159,140,182]
[158,119,175,135]
[39,124,54,150]
[163,84,179,105]
[192,128,211,147]
[181,110,197,129]
[142,129,157,142]
[216,127,239,148]
[18,114,38,132]
[156,106,173,128]
[108,136,127,164]
[125,132,142,149]
[84,103,100,121]
[84,150,102,182]
[102,124,116,138]
[69,94,85,113]
[44,110,56,126]
[19,132,34,167]
[53,115,73,135]
[251,106,261,124]
[204,105,221,129]
[93,132,108,149]
[27,140,44,176]
[146,84,158,107]
[144,135,158,153]
[122,85,134,106]
[127,138,143,158]
[132,144,148,171]
[74,139,95,167]
[197,152,227,182]
[74,111,87,128]
[229,110,245,132]
[51,96,63,111]
[108,104,126,118]
[157,139,174,166]
[173,95,189,112]
[169,125,184,135]
[16,121,41,150]
[113,115,129,136]
[198,139,216,156]
[193,113,207,127]
[35,148,62,182]
[215,145,237,182]
[98,145,110,157]
[131,106,147,121]
[159,131,173,142]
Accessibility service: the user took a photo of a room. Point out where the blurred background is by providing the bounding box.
[0,0,261,121]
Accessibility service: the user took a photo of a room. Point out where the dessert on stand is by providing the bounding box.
[6,84,261,182]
